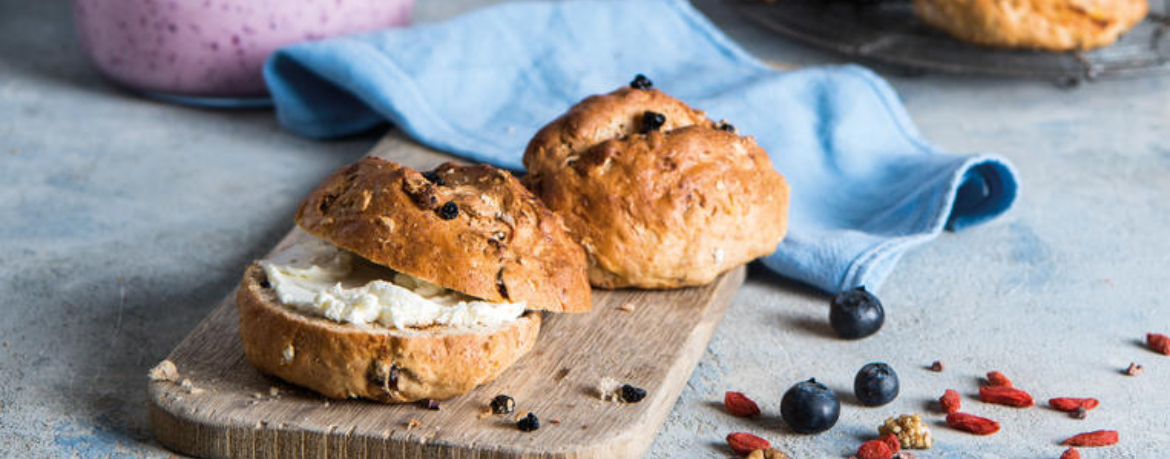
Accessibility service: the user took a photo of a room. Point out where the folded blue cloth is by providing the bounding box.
[263,0,1018,294]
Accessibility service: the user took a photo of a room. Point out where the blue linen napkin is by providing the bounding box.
[263,0,1018,294]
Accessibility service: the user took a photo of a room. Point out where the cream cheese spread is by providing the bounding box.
[260,237,525,330]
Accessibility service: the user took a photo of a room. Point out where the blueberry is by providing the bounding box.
[641,111,666,133]
[718,122,736,132]
[854,362,899,406]
[780,378,840,434]
[438,201,459,220]
[629,74,653,90]
[829,286,884,339]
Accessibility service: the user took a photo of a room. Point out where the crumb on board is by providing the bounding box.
[407,419,422,430]
[268,386,280,397]
[597,377,623,402]
[551,418,561,425]
[148,360,180,382]
[617,303,636,312]
[477,407,493,420]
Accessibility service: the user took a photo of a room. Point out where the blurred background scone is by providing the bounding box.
[914,0,1148,51]
[524,77,790,289]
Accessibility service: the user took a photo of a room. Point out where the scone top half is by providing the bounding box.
[295,157,591,313]
[524,81,790,289]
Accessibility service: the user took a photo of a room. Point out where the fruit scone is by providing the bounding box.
[523,75,791,289]
[236,157,591,402]
[914,0,1148,51]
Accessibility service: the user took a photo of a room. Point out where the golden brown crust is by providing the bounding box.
[237,264,542,402]
[295,157,590,313]
[524,87,790,289]
[913,0,1148,51]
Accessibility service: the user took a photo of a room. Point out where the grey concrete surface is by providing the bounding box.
[2,1,1168,458]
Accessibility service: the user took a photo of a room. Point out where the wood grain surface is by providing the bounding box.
[148,132,746,459]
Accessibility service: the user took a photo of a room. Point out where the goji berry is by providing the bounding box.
[724,391,761,418]
[727,432,770,456]
[979,385,1034,407]
[940,389,961,414]
[1148,333,1170,355]
[1048,397,1099,412]
[1062,430,1118,447]
[1059,448,1081,459]
[986,371,1013,387]
[945,412,1000,435]
[879,433,900,453]
[857,439,893,459]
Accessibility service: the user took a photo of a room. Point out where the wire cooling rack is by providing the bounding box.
[732,0,1170,83]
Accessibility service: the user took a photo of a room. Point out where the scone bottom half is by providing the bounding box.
[294,157,591,314]
[523,79,791,289]
[237,264,542,402]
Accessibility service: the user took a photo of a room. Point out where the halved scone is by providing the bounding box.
[237,158,590,402]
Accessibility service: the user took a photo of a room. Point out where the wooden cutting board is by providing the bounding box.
[148,131,746,459]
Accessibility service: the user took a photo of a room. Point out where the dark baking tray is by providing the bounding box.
[733,0,1170,82]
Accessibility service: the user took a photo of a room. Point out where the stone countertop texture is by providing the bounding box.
[2,0,1168,458]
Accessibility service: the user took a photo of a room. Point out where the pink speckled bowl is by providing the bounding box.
[73,0,412,101]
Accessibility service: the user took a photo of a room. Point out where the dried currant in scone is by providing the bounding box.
[629,74,653,90]
[640,111,666,133]
[438,201,459,220]
[422,170,444,186]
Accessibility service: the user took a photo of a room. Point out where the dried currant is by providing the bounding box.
[491,394,515,414]
[438,201,459,220]
[620,384,647,403]
[629,74,653,90]
[423,170,444,186]
[641,111,666,133]
[516,412,540,432]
